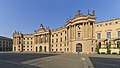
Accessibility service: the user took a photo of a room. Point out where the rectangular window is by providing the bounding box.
[27,41,29,44]
[64,43,66,46]
[60,48,62,51]
[118,31,120,38]
[61,33,62,35]
[52,45,53,47]
[97,33,101,39]
[67,48,69,51]
[23,41,25,44]
[64,48,66,51]
[78,33,80,38]
[107,32,111,39]
[56,39,58,43]
[60,44,62,47]
[65,36,66,41]
[56,44,58,47]
[56,49,58,51]
[60,38,62,42]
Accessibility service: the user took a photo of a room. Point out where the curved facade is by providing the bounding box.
[13,10,120,54]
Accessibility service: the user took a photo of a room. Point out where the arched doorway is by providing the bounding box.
[44,46,46,52]
[39,46,42,52]
[36,47,38,52]
[76,43,82,52]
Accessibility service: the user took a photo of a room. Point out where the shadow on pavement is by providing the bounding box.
[89,57,120,68]
[0,53,59,62]
[0,53,60,68]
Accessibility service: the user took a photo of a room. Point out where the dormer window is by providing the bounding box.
[78,25,80,29]
[116,22,118,24]
[109,23,111,25]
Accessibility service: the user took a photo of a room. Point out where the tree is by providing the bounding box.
[106,42,111,54]
[96,45,100,54]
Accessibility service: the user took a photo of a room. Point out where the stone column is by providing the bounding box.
[74,25,76,39]
[68,27,70,40]
[67,27,69,40]
[38,36,40,44]
[84,23,86,37]
[71,26,72,39]
[88,22,90,37]
[70,26,72,39]
[72,25,74,39]
[86,22,88,37]
[82,23,84,38]
[44,34,46,43]
[34,36,37,44]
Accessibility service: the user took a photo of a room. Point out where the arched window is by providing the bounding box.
[117,41,120,48]
[98,42,101,48]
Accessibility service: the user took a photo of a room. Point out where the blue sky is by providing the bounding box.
[0,0,120,38]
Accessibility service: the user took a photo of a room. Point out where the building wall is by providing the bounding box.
[95,19,120,39]
[95,18,120,54]
[13,10,120,54]
[0,36,12,51]
[51,26,68,53]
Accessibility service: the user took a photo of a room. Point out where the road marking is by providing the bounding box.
[111,58,120,63]
[82,57,85,60]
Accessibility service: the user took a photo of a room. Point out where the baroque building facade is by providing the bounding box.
[13,10,120,54]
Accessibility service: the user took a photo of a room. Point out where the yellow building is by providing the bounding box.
[95,18,120,54]
[13,10,120,54]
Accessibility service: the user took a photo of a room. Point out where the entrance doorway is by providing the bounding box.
[44,46,46,52]
[39,46,42,52]
[36,47,37,52]
[76,43,82,52]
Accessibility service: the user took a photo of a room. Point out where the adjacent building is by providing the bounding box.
[0,36,12,51]
[95,18,120,54]
[13,10,120,54]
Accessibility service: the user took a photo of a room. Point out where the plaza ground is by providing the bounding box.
[88,54,120,68]
[0,52,120,68]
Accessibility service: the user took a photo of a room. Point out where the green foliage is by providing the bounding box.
[106,42,111,54]
[96,45,100,54]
